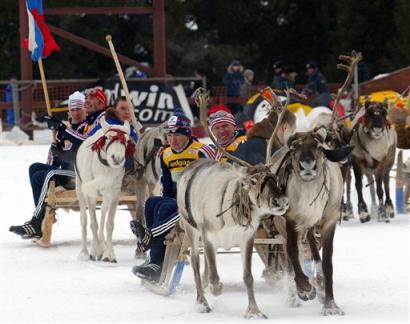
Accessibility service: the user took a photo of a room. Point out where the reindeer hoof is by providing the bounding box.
[262,268,284,284]
[385,204,395,218]
[244,306,267,319]
[102,257,117,263]
[359,214,370,223]
[196,302,211,313]
[341,204,353,221]
[89,255,97,261]
[321,301,345,316]
[297,286,316,301]
[210,282,223,296]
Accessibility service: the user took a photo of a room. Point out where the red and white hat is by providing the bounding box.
[85,88,108,108]
[208,105,236,130]
[68,91,85,110]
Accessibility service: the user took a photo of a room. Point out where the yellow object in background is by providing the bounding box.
[359,90,408,110]
[287,102,312,115]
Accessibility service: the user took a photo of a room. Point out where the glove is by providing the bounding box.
[49,143,62,166]
[38,115,66,131]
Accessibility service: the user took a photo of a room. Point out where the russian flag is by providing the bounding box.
[24,0,60,61]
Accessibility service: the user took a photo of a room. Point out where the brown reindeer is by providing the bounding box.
[350,101,397,222]
[270,127,350,315]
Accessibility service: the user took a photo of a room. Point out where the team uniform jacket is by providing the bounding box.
[160,139,216,198]
[62,109,106,147]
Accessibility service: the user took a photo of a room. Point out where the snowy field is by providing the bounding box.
[0,138,409,323]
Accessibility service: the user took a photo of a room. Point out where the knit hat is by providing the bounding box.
[164,109,192,137]
[68,91,85,110]
[208,107,236,130]
[85,88,108,108]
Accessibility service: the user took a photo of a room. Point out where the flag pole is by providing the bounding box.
[105,35,142,136]
[38,57,56,142]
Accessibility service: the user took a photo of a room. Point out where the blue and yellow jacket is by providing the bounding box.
[160,139,215,198]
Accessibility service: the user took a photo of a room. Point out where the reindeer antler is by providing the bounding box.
[195,88,252,168]
[265,89,299,165]
[332,51,362,127]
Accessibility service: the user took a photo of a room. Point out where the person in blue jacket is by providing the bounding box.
[130,110,215,282]
[9,91,87,239]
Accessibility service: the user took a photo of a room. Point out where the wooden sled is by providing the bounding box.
[141,221,285,296]
[141,223,190,296]
[35,180,138,247]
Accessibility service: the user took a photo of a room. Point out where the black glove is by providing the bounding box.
[38,115,66,131]
[49,143,62,166]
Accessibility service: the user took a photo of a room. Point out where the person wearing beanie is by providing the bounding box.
[82,87,108,134]
[207,105,246,161]
[67,91,86,127]
[9,91,88,240]
[130,109,216,282]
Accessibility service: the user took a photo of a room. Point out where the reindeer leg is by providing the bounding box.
[201,251,209,289]
[87,198,100,261]
[189,229,210,313]
[342,165,354,220]
[255,225,275,283]
[98,199,108,260]
[375,170,388,223]
[352,161,370,223]
[384,159,395,218]
[102,195,119,263]
[366,173,378,219]
[307,227,325,303]
[77,188,89,261]
[320,221,344,315]
[242,236,267,319]
[286,220,316,301]
[202,234,223,296]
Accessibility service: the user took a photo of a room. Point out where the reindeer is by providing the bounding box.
[307,51,362,221]
[176,89,289,319]
[270,105,350,315]
[350,100,397,222]
[75,117,135,262]
[130,124,166,221]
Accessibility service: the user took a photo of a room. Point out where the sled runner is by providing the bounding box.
[140,222,286,296]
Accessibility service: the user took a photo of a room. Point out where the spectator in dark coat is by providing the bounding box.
[303,61,331,107]
[278,66,297,91]
[270,60,284,89]
[223,59,245,115]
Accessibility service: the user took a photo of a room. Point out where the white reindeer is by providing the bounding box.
[76,117,134,262]
[177,89,290,319]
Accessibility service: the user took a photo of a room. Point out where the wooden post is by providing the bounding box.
[106,35,142,135]
[396,150,405,214]
[37,58,56,142]
[36,181,57,247]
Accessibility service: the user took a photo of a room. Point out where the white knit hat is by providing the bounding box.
[68,91,85,110]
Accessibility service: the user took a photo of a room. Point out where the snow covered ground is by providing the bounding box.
[0,138,409,323]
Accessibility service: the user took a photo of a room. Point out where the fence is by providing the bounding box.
[0,78,342,130]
